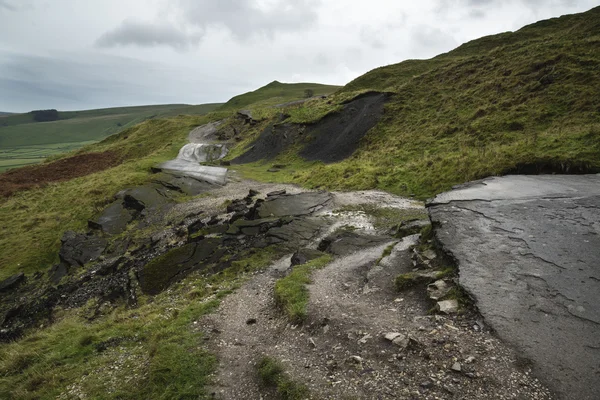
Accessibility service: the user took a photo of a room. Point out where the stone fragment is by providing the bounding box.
[451,362,462,372]
[0,273,24,292]
[427,280,452,300]
[437,299,459,314]
[384,332,403,342]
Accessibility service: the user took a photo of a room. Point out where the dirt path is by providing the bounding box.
[200,189,554,400]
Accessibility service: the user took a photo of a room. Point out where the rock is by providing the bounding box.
[394,219,430,237]
[237,110,256,124]
[266,190,286,197]
[248,189,260,197]
[422,249,438,261]
[309,338,317,348]
[427,280,452,300]
[138,238,225,295]
[318,231,389,256]
[420,381,434,389]
[384,332,403,341]
[48,263,68,284]
[349,356,363,364]
[395,271,442,291]
[227,200,247,213]
[267,168,280,173]
[0,273,25,292]
[59,231,107,268]
[220,160,231,166]
[257,192,331,218]
[451,362,462,372]
[246,318,257,325]
[465,356,476,364]
[437,299,459,314]
[291,248,326,266]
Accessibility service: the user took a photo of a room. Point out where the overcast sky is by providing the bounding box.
[0,0,597,112]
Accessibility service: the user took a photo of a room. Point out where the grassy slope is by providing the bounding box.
[217,80,341,110]
[229,6,600,198]
[0,103,222,171]
[0,113,229,278]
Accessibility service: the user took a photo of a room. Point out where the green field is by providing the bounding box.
[0,141,98,171]
[0,103,222,171]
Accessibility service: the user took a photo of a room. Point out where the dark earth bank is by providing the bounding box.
[232,92,388,164]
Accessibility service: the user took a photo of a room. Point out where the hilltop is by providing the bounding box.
[218,80,341,110]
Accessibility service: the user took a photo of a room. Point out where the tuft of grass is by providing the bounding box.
[274,255,333,323]
[257,356,309,400]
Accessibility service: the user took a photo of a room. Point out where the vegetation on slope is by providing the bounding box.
[228,6,600,198]
[0,103,222,171]
[217,80,341,110]
[0,114,223,279]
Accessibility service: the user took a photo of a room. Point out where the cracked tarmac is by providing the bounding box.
[428,174,600,400]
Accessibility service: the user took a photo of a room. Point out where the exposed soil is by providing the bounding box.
[232,92,388,164]
[200,190,552,400]
[0,151,121,197]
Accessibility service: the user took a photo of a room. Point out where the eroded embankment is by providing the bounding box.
[232,92,388,164]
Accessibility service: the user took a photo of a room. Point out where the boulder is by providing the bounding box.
[0,273,25,292]
[291,248,326,266]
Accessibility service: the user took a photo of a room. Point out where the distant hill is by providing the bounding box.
[0,103,222,171]
[0,112,13,117]
[218,81,341,110]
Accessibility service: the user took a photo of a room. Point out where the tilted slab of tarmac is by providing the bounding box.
[428,174,600,400]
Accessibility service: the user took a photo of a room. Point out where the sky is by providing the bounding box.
[0,0,597,112]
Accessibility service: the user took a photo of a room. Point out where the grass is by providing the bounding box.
[223,6,600,199]
[0,114,217,280]
[217,80,341,111]
[274,255,333,323]
[0,241,283,399]
[257,356,309,400]
[0,285,219,399]
[0,103,222,170]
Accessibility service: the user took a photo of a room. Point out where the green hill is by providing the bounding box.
[226,6,600,197]
[0,103,222,171]
[217,81,342,110]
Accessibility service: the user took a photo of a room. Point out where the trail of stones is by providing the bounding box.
[200,191,553,400]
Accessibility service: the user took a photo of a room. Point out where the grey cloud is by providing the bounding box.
[410,25,459,58]
[359,27,386,50]
[0,51,236,112]
[0,1,17,11]
[176,0,320,39]
[95,20,201,49]
[96,0,320,50]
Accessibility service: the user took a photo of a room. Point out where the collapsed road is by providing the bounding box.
[427,174,600,400]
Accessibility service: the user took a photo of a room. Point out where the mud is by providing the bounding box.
[0,151,121,197]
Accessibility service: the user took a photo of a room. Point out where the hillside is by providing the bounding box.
[0,112,13,117]
[0,7,599,399]
[217,80,341,110]
[225,6,600,197]
[0,103,222,171]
